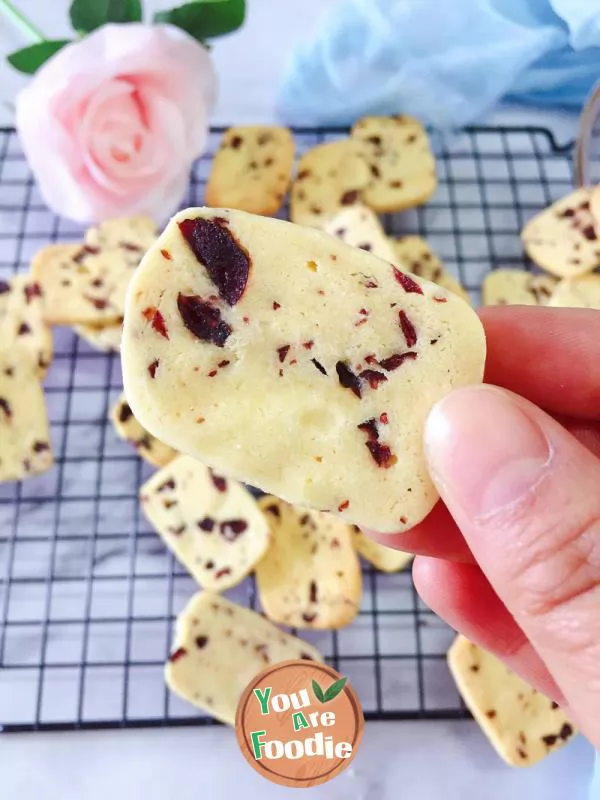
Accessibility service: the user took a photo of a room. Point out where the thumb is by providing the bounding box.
[425,385,600,734]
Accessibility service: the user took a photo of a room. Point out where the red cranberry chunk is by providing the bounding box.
[178,217,250,306]
[177,294,232,347]
[336,361,362,398]
[392,267,423,294]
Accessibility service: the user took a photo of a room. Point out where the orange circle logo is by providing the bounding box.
[235,660,364,787]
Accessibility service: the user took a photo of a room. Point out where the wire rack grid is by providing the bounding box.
[0,125,576,733]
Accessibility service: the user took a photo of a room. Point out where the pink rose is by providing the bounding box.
[16,24,216,224]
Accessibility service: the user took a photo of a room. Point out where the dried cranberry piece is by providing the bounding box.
[301,652,315,661]
[168,525,186,536]
[357,418,379,441]
[302,612,317,623]
[337,501,349,512]
[303,340,314,350]
[297,169,311,180]
[24,282,42,303]
[311,359,328,376]
[157,478,175,492]
[161,249,172,260]
[150,309,169,339]
[581,224,597,241]
[177,294,231,347]
[220,519,248,541]
[198,517,215,532]
[366,440,397,469]
[18,322,31,335]
[0,398,11,418]
[178,217,250,306]
[398,310,417,347]
[264,503,280,517]
[367,135,382,145]
[195,635,209,649]
[277,345,290,363]
[309,581,318,603]
[32,441,49,453]
[210,472,227,492]
[336,361,362,398]
[380,412,389,425]
[379,352,417,371]
[168,647,187,663]
[0,280,10,294]
[559,723,573,740]
[272,301,281,310]
[433,296,447,303]
[148,359,159,378]
[73,245,100,263]
[84,294,109,310]
[215,567,232,579]
[340,189,359,205]
[230,136,243,149]
[392,267,423,294]
[542,734,557,747]
[359,369,387,390]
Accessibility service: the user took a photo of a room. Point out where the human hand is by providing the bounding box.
[368,306,600,748]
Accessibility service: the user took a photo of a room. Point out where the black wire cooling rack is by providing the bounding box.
[0,125,577,733]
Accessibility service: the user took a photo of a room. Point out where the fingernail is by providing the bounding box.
[425,386,551,518]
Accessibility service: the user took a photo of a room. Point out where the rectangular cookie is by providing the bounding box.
[324,206,398,262]
[0,274,53,375]
[110,392,177,466]
[482,269,557,306]
[121,207,486,534]
[0,353,53,482]
[31,216,157,325]
[351,526,413,573]
[140,455,270,591]
[351,115,437,212]
[391,236,470,304]
[256,497,361,629]
[548,274,600,309]
[290,139,370,228]
[165,592,322,725]
[447,636,576,767]
[521,188,600,278]
[205,126,294,216]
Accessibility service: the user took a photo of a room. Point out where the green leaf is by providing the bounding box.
[154,0,245,42]
[311,679,325,703]
[7,40,72,74]
[323,677,347,703]
[70,0,143,33]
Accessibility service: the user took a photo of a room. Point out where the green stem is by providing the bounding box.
[0,0,45,43]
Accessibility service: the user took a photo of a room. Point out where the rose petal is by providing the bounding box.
[15,23,216,223]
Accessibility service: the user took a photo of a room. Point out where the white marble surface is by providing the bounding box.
[0,1,595,798]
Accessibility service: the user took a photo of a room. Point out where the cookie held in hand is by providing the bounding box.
[122,208,486,533]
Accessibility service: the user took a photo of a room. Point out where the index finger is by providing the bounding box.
[481,306,600,420]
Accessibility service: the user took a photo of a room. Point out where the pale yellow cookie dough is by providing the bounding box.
[448,636,575,767]
[206,126,294,216]
[140,455,270,591]
[351,115,437,212]
[522,188,600,278]
[256,497,361,629]
[122,208,486,533]
[165,592,322,724]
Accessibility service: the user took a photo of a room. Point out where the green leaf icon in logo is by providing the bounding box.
[312,679,325,703]
[312,676,348,703]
